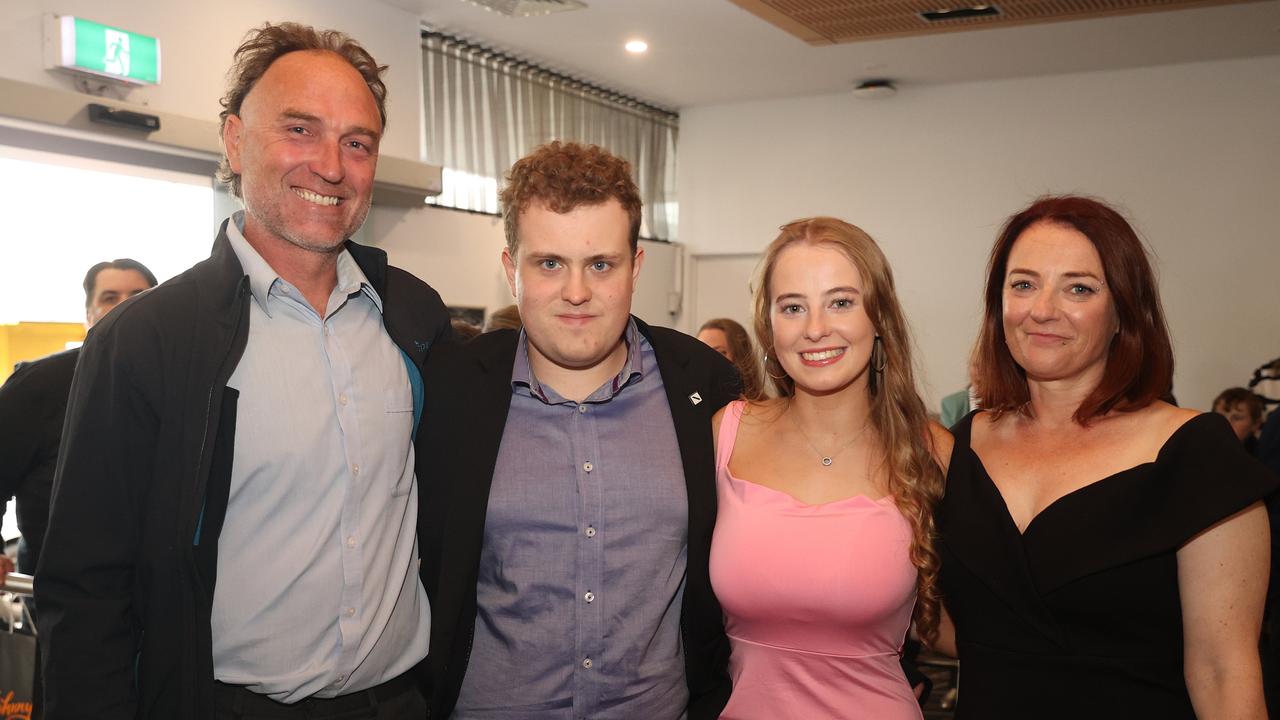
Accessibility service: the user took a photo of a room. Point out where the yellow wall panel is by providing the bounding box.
[0,322,85,384]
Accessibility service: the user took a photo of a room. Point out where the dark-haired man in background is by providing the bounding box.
[0,257,154,720]
[0,258,156,587]
[37,22,449,719]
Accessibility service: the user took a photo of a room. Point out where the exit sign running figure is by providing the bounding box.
[45,15,161,86]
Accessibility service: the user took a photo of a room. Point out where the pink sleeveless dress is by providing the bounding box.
[709,401,923,719]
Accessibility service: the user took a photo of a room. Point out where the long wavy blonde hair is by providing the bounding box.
[753,217,945,643]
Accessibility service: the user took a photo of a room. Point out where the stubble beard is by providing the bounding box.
[244,190,372,255]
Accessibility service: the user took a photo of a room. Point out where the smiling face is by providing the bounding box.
[222,50,381,254]
[503,198,643,378]
[768,242,876,396]
[1002,221,1120,386]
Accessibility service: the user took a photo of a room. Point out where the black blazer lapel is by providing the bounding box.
[439,328,518,588]
[421,330,518,717]
[637,318,738,718]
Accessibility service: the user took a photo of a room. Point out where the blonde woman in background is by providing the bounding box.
[698,317,768,401]
[709,217,951,719]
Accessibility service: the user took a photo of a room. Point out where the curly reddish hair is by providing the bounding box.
[499,141,643,255]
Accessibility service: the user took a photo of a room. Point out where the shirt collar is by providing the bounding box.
[225,211,381,317]
[512,317,646,404]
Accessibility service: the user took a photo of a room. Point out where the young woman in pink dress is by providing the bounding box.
[709,217,952,719]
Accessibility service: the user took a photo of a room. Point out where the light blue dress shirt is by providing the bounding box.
[210,214,430,701]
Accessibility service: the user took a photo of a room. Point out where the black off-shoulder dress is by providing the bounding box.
[939,411,1279,719]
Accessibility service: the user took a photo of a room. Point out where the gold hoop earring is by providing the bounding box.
[763,353,788,381]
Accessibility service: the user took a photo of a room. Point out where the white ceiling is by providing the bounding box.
[390,0,1280,110]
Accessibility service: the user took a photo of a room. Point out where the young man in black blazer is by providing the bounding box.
[420,141,739,719]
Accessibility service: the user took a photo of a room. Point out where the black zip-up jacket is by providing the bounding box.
[418,322,740,719]
[0,346,78,576]
[36,220,450,720]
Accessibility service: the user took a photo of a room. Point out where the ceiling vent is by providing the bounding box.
[730,0,1257,43]
[920,4,1002,22]
[462,0,588,17]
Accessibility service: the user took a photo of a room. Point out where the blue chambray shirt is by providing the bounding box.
[454,319,690,719]
[210,213,431,700]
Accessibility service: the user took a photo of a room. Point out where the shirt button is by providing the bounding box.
[334,674,345,685]
[346,536,356,548]
[351,464,360,476]
[582,658,593,669]
[578,404,587,413]
[584,526,596,538]
[584,591,595,603]
[345,607,355,617]
[583,461,593,473]
[338,393,349,406]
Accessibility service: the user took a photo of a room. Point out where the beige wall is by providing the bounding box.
[0,1,686,326]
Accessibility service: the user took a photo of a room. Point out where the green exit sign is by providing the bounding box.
[45,15,161,86]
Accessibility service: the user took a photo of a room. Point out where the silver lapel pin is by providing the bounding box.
[689,392,703,406]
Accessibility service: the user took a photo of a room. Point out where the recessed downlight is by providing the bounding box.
[625,39,648,54]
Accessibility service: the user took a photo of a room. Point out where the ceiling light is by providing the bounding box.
[625,39,648,54]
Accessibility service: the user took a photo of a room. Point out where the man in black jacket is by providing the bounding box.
[37,23,449,719]
[419,141,739,719]
[1,258,155,587]
[0,259,155,720]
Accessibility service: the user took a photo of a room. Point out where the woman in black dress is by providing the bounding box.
[937,195,1277,718]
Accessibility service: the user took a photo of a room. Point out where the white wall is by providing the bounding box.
[0,1,683,329]
[6,1,1270,402]
[369,204,681,328]
[0,0,425,160]
[677,55,1280,411]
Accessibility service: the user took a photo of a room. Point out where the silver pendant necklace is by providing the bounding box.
[790,411,870,467]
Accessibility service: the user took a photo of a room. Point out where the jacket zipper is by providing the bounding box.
[189,277,250,554]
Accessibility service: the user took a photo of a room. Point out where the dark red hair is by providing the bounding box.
[974,195,1174,423]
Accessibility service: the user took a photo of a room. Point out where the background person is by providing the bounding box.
[482,303,521,332]
[939,359,980,429]
[697,317,767,401]
[937,195,1276,719]
[0,258,155,719]
[0,258,156,589]
[1213,386,1265,451]
[450,317,482,341]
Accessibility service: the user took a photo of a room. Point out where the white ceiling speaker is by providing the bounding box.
[852,79,897,99]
